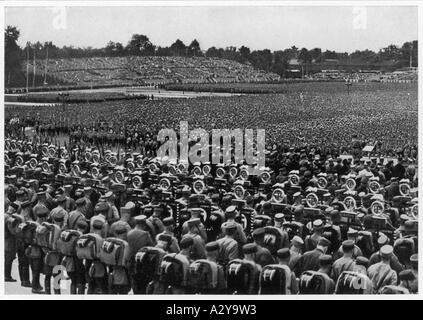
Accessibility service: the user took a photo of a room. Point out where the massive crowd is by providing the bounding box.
[4,83,418,295]
[6,83,418,155]
[26,56,280,88]
[311,69,417,83]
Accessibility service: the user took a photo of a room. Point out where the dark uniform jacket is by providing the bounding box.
[294,247,325,277]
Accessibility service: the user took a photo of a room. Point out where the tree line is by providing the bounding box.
[5,25,419,85]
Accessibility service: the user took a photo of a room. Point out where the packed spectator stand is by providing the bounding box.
[26,56,281,88]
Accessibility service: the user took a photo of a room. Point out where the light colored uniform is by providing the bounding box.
[367,262,398,293]
[216,236,239,265]
[331,256,356,281]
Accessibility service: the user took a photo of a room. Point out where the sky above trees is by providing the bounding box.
[5,5,417,53]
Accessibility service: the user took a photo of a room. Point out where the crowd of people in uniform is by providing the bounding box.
[4,133,418,295]
[4,84,418,295]
[5,83,418,156]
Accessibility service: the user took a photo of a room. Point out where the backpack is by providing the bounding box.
[263,226,282,254]
[335,271,367,294]
[159,253,190,287]
[226,259,256,294]
[42,222,62,251]
[394,238,415,266]
[259,264,288,294]
[6,214,24,236]
[99,237,130,266]
[76,233,104,260]
[134,247,166,283]
[379,285,410,294]
[188,259,219,292]
[56,230,82,256]
[299,271,330,294]
[17,221,38,245]
[34,223,51,248]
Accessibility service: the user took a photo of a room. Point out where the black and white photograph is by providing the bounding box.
[2,1,420,299]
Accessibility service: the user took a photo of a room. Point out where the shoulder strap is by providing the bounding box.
[69,211,83,230]
[375,267,393,292]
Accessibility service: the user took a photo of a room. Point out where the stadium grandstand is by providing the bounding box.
[23,56,281,88]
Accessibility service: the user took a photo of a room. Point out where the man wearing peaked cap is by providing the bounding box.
[155,217,180,253]
[203,241,227,293]
[179,237,195,262]
[94,201,110,214]
[104,191,119,225]
[242,242,258,254]
[315,254,336,293]
[216,221,240,265]
[67,197,87,230]
[334,228,363,260]
[274,213,285,224]
[5,200,19,284]
[273,248,299,294]
[162,216,175,227]
[225,205,237,218]
[402,220,418,236]
[221,205,247,246]
[181,218,206,261]
[331,240,357,281]
[241,243,262,294]
[368,239,404,274]
[51,207,66,226]
[75,197,86,207]
[62,184,76,213]
[318,254,333,269]
[251,227,275,267]
[293,237,331,277]
[304,219,324,252]
[33,204,50,218]
[181,208,207,242]
[187,217,201,228]
[27,201,50,294]
[109,223,131,295]
[114,203,135,233]
[114,223,129,239]
[288,235,304,271]
[78,186,93,219]
[368,245,398,293]
[398,269,417,294]
[75,219,89,233]
[50,193,69,228]
[110,216,132,239]
[277,248,290,260]
[158,233,172,244]
[89,204,110,238]
[127,215,155,294]
[395,214,410,237]
[354,256,370,275]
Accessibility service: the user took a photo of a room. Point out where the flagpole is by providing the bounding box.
[32,48,36,88]
[44,46,49,84]
[26,45,29,92]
